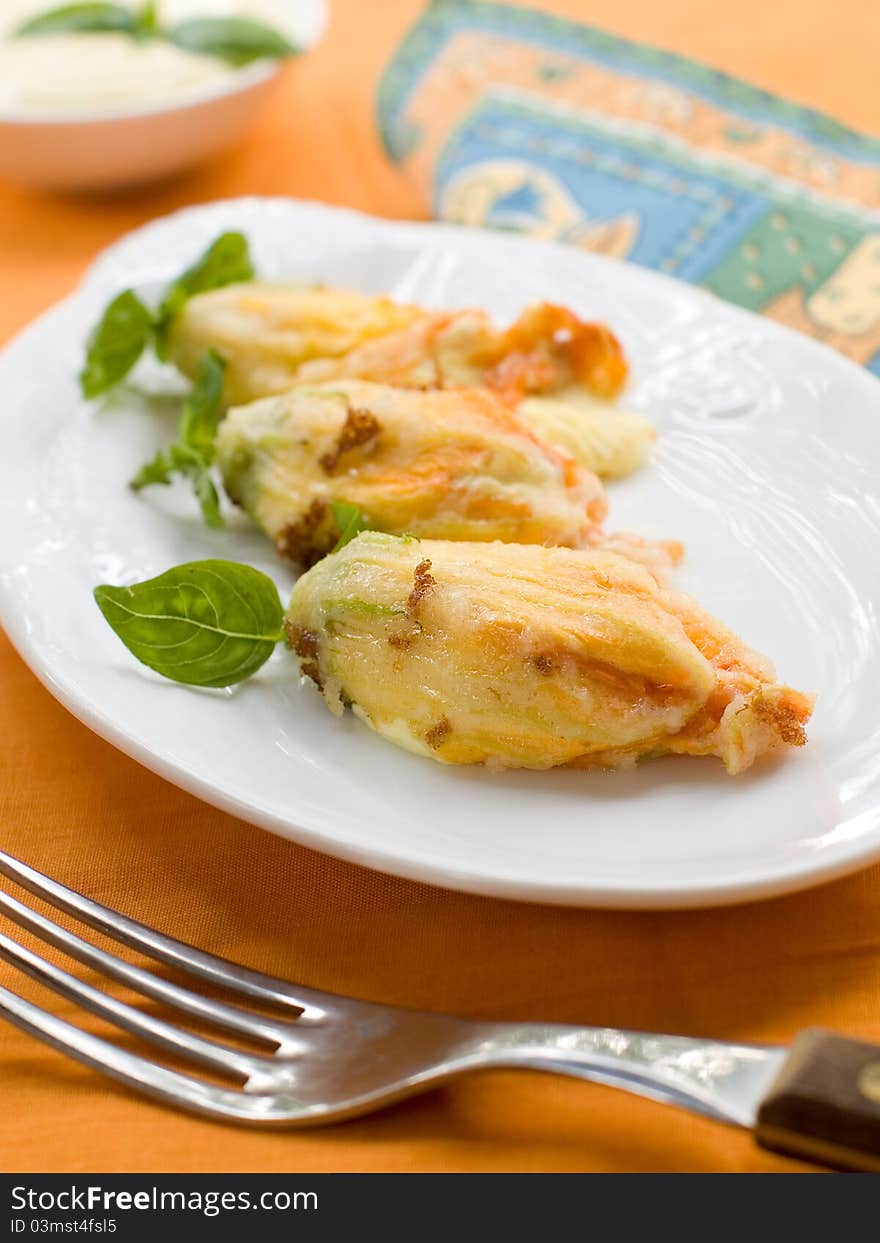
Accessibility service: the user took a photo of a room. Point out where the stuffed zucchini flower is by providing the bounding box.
[216,379,613,563]
[171,284,646,477]
[285,534,812,774]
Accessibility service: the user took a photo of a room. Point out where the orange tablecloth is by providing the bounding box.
[1,0,878,1174]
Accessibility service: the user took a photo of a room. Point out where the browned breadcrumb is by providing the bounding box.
[425,717,451,750]
[530,652,557,676]
[276,498,332,566]
[319,405,381,473]
[388,626,420,649]
[284,622,323,690]
[752,694,807,747]
[407,559,436,616]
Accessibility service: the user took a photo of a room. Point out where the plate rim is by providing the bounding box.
[2,195,879,910]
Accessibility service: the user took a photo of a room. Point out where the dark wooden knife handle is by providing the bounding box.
[756,1029,880,1171]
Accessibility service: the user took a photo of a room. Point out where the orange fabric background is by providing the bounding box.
[1,0,879,1174]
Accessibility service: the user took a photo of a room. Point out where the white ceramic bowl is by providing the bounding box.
[0,1,326,191]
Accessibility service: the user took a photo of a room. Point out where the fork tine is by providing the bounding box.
[0,885,293,1047]
[0,927,269,1082]
[0,849,332,1019]
[0,982,304,1124]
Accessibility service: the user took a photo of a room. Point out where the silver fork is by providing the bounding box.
[0,848,878,1171]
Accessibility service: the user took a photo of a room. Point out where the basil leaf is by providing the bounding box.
[187,457,224,529]
[94,560,284,687]
[168,17,297,67]
[131,351,227,527]
[16,3,135,36]
[178,349,226,461]
[80,290,155,399]
[133,0,160,39]
[330,501,369,552]
[131,442,224,528]
[130,446,174,490]
[155,232,254,358]
[81,234,253,389]
[165,443,223,529]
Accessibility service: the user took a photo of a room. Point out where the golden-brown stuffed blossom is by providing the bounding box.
[285,533,812,774]
[217,379,610,562]
[170,283,647,478]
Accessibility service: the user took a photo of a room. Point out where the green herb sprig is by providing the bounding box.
[154,231,254,359]
[130,349,227,528]
[17,3,298,66]
[79,230,253,398]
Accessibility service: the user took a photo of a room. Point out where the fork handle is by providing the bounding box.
[475,1023,880,1171]
[755,1029,880,1172]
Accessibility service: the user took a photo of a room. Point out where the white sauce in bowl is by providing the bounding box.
[0,0,294,116]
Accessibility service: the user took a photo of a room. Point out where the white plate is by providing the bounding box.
[1,198,878,909]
